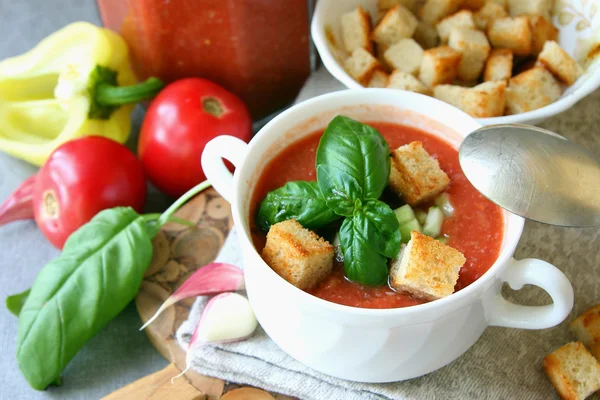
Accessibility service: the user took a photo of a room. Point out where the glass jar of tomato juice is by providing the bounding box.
[97,0,314,120]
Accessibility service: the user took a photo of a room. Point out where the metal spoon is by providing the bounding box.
[458,124,600,227]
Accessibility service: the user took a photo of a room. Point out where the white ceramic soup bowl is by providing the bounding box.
[201,89,574,383]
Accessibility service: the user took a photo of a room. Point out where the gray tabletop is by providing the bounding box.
[2,1,600,399]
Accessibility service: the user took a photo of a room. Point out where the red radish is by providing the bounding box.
[0,175,36,225]
[139,263,245,330]
[172,292,257,382]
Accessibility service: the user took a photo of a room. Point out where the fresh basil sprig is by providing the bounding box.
[7,181,211,390]
[257,115,400,286]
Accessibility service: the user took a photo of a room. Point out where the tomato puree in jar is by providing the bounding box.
[98,0,312,120]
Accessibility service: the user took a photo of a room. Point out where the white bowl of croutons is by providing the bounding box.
[312,0,600,125]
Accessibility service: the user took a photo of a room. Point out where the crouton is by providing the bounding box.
[372,5,418,46]
[387,70,430,94]
[413,21,440,49]
[570,305,600,347]
[389,141,450,205]
[474,2,509,30]
[420,0,462,24]
[389,231,466,300]
[508,0,553,20]
[487,16,532,56]
[488,0,508,9]
[262,219,333,290]
[419,46,463,87]
[437,10,476,43]
[368,69,390,88]
[538,40,584,85]
[530,15,559,56]
[448,27,491,81]
[341,6,373,54]
[379,0,418,13]
[543,342,600,400]
[344,48,384,85]
[506,66,562,114]
[384,38,424,75]
[434,81,506,117]
[461,0,485,11]
[484,48,513,81]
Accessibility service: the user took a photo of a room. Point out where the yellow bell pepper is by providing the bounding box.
[0,22,163,166]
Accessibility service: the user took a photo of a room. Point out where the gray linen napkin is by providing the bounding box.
[176,68,600,400]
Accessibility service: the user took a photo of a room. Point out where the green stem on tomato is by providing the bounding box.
[157,181,212,227]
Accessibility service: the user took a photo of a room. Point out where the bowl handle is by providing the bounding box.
[201,136,249,204]
[484,258,574,329]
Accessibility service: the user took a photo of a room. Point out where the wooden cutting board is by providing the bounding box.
[106,189,294,400]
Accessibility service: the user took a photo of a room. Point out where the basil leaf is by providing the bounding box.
[354,200,401,259]
[339,217,389,286]
[6,288,30,317]
[256,181,340,231]
[16,207,153,390]
[316,116,390,215]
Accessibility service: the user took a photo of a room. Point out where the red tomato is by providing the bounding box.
[33,136,146,249]
[138,78,252,197]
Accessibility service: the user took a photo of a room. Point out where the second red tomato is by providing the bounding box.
[138,78,252,197]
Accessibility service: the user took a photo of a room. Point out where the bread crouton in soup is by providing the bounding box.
[530,15,559,56]
[484,48,513,81]
[389,231,466,300]
[487,16,532,56]
[344,48,383,85]
[384,38,424,75]
[506,66,561,114]
[387,70,430,94]
[419,46,463,87]
[389,141,450,205]
[448,27,491,81]
[570,305,600,348]
[341,6,373,54]
[372,4,418,46]
[538,40,584,85]
[544,342,600,400]
[436,10,475,43]
[262,219,333,291]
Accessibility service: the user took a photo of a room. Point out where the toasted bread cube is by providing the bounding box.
[384,38,424,75]
[474,1,509,30]
[434,81,506,117]
[538,40,584,85]
[530,15,559,56]
[543,342,600,400]
[508,0,553,19]
[372,5,418,46]
[420,0,462,24]
[390,231,466,300]
[387,70,430,94]
[368,69,390,88]
[506,66,561,114]
[262,220,333,290]
[437,10,476,43]
[379,0,418,12]
[461,0,485,11]
[570,305,600,347]
[448,27,491,81]
[389,141,450,205]
[341,6,373,54]
[487,16,532,56]
[414,21,440,49]
[420,46,462,87]
[488,0,508,8]
[484,48,513,81]
[345,48,384,85]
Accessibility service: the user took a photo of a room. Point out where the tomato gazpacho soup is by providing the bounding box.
[250,116,503,309]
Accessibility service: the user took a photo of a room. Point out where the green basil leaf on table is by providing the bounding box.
[354,200,401,259]
[316,115,390,216]
[256,181,340,231]
[16,207,153,390]
[339,216,390,286]
[6,288,30,317]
